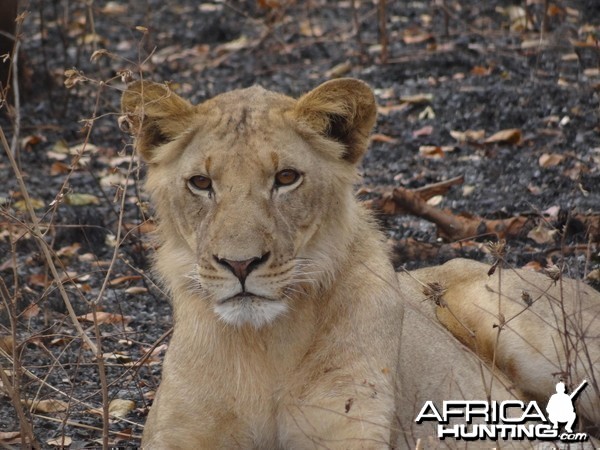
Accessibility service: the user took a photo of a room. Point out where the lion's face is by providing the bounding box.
[122,80,377,328]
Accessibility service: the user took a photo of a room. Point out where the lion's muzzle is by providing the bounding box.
[213,252,271,289]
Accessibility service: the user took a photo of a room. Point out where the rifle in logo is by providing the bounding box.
[546,380,588,433]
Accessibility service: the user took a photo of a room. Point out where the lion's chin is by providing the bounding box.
[214,294,288,329]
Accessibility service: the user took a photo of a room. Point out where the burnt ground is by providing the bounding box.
[0,0,599,448]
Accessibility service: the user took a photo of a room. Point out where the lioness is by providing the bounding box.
[121,79,599,449]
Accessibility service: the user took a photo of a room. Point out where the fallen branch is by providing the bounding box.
[366,181,600,243]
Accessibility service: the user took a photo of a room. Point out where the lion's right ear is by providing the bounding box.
[121,81,194,161]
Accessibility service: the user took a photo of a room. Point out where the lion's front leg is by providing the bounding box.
[279,374,397,449]
[141,382,253,449]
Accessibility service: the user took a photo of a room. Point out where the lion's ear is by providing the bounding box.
[293,78,377,164]
[121,81,194,161]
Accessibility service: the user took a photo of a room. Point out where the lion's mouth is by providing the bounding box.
[228,292,254,301]
[220,292,274,304]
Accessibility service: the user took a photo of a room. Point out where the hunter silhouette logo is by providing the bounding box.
[546,380,587,434]
[415,379,589,442]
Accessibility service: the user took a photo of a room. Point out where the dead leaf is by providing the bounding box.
[0,431,21,444]
[543,205,560,219]
[102,352,132,364]
[547,4,565,17]
[527,183,541,195]
[299,20,325,37]
[56,243,81,260]
[64,193,100,206]
[562,53,579,62]
[564,162,588,181]
[419,146,445,159]
[521,38,550,49]
[400,93,433,104]
[0,335,14,353]
[418,146,456,158]
[0,258,15,273]
[402,32,434,45]
[49,336,73,347]
[483,128,522,145]
[77,312,130,325]
[50,161,71,175]
[374,87,395,99]
[418,106,435,120]
[149,343,168,357]
[109,399,136,418]
[325,61,352,79]
[587,269,600,282]
[26,398,69,413]
[100,2,128,15]
[462,185,475,197]
[47,436,72,447]
[412,125,433,138]
[113,428,133,442]
[527,225,557,244]
[496,5,527,31]
[370,133,398,144]
[13,198,45,211]
[426,195,443,206]
[125,286,148,295]
[377,103,409,116]
[52,140,99,156]
[47,151,68,161]
[23,303,40,319]
[109,275,142,286]
[123,221,156,234]
[28,273,48,287]
[471,66,492,76]
[522,261,544,272]
[258,0,281,8]
[538,153,565,168]
[450,129,485,143]
[216,35,250,53]
[584,68,600,77]
[80,33,105,45]
[21,135,45,150]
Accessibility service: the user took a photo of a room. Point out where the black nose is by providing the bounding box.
[214,253,270,287]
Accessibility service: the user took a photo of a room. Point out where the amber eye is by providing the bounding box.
[188,175,212,191]
[274,169,301,188]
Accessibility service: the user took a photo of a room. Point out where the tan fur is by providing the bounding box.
[121,79,599,449]
[413,259,600,434]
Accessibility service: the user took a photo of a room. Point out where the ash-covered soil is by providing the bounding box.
[0,0,599,447]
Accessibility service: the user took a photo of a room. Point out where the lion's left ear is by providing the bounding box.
[293,78,377,164]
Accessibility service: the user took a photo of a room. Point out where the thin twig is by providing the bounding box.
[10,26,20,159]
[0,345,143,429]
[378,0,388,63]
[33,414,142,439]
[0,278,39,449]
[94,125,138,308]
[0,126,98,355]
[92,305,110,450]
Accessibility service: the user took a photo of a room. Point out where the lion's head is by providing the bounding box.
[122,79,377,328]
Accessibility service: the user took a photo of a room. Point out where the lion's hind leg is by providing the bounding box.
[413,258,600,436]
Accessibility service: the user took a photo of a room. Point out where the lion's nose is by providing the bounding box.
[214,253,270,287]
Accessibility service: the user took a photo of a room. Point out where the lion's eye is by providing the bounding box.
[274,169,301,188]
[188,175,212,191]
